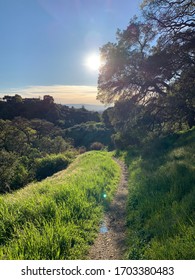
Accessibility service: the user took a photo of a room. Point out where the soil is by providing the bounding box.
[87,158,128,260]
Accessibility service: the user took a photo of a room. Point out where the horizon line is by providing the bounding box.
[0,84,102,105]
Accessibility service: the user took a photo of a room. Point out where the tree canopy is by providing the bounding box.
[0,95,100,127]
[97,0,195,146]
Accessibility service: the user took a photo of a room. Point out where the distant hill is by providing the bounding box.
[0,95,101,128]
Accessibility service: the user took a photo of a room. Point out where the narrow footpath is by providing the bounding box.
[88,159,128,259]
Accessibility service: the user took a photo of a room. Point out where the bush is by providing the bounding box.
[90,142,105,150]
[78,146,87,154]
[35,154,72,180]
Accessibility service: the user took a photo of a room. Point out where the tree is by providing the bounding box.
[97,17,169,140]
[97,17,157,104]
[97,2,195,145]
[141,0,195,34]
[43,95,54,104]
[142,0,195,128]
[102,107,114,128]
[0,150,18,193]
[64,122,113,149]
[3,94,22,103]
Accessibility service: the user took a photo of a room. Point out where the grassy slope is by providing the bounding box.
[121,127,195,259]
[0,151,120,260]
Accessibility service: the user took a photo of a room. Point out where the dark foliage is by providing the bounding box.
[0,95,100,127]
[64,122,113,149]
[97,1,195,147]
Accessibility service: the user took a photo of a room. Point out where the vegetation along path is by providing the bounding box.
[88,159,128,260]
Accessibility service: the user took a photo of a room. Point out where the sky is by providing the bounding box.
[0,0,142,105]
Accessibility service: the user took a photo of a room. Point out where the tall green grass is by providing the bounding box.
[123,127,195,259]
[0,151,120,259]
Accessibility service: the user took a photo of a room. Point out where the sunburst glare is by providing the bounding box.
[84,53,102,71]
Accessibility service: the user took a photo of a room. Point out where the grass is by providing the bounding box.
[0,151,120,260]
[118,127,195,259]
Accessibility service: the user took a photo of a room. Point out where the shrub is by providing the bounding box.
[78,146,87,154]
[35,154,72,180]
[90,142,105,150]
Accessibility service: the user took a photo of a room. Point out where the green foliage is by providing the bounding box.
[123,128,195,259]
[0,151,120,259]
[65,122,113,149]
[0,118,75,193]
[35,154,73,180]
[101,107,114,128]
[35,136,72,154]
[10,163,29,190]
[0,150,18,193]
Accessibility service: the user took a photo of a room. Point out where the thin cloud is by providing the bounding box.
[0,85,101,105]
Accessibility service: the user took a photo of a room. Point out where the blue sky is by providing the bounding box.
[0,0,141,104]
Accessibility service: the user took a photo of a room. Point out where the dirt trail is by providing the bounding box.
[87,159,128,260]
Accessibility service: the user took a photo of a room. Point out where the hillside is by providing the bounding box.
[121,127,195,259]
[0,151,120,260]
[0,95,100,127]
[0,95,114,195]
[0,128,194,260]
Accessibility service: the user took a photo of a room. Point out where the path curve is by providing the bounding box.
[87,158,128,260]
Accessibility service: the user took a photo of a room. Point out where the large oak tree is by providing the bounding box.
[97,0,195,146]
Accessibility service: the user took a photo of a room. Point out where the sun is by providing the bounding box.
[85,53,101,71]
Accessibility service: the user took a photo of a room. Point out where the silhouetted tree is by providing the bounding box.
[97,1,195,145]
[43,95,54,104]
